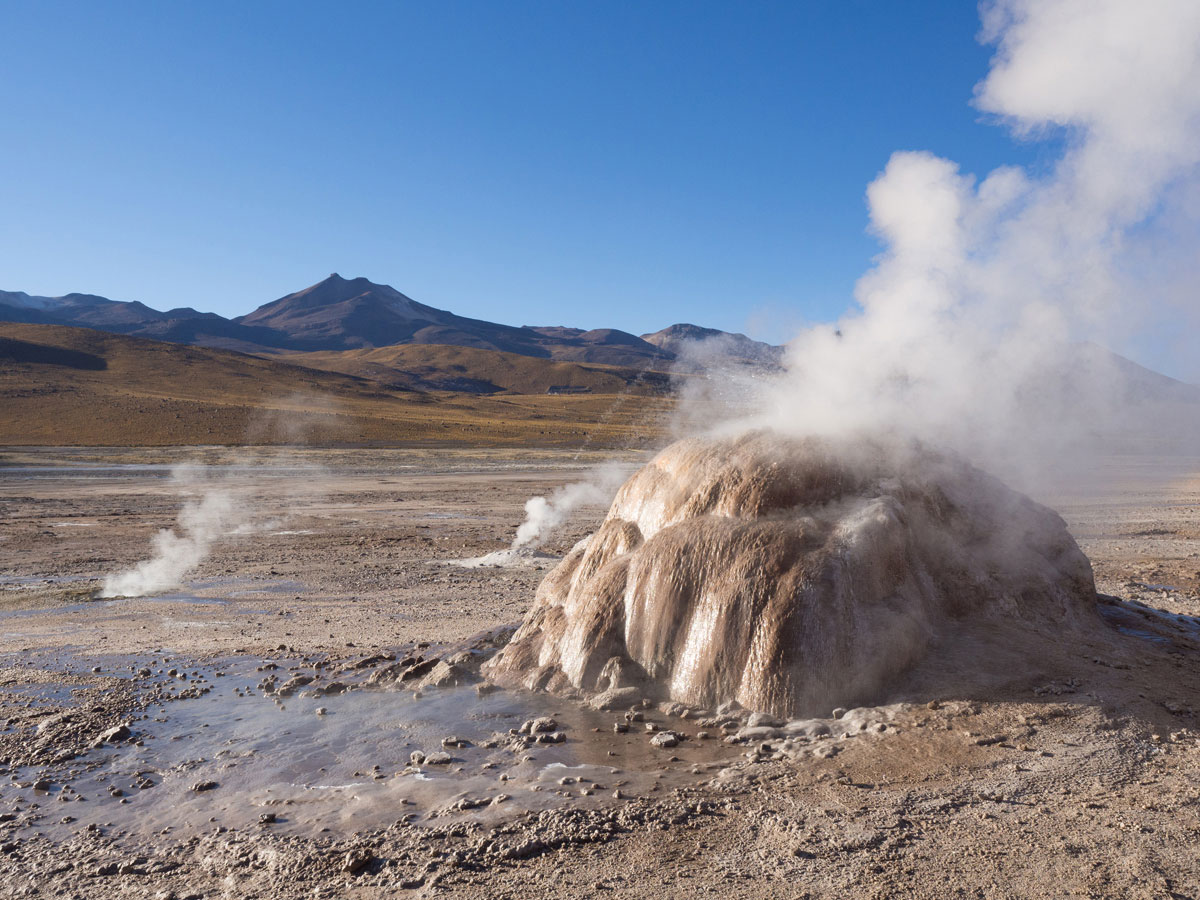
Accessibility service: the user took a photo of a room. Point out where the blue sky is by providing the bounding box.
[0,1,1055,341]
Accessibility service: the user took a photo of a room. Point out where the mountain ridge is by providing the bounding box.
[0,275,702,368]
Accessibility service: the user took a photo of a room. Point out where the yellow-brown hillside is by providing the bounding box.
[0,323,672,447]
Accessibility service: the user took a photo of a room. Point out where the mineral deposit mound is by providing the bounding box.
[485,431,1100,717]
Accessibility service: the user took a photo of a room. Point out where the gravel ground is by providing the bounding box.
[1,447,1199,899]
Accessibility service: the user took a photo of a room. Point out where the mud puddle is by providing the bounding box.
[0,576,304,617]
[1098,594,1200,647]
[0,652,744,848]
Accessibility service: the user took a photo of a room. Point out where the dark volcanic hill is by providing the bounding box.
[0,276,680,368]
[0,289,287,351]
[238,274,676,365]
[235,274,545,354]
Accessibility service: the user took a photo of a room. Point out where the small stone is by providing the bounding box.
[747,712,784,728]
[650,731,681,748]
[342,848,373,875]
[418,660,472,690]
[276,675,314,696]
[190,780,218,793]
[95,723,132,745]
[259,813,277,824]
[315,707,327,716]
[589,687,642,711]
[424,752,452,765]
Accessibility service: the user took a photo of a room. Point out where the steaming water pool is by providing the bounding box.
[2,653,733,847]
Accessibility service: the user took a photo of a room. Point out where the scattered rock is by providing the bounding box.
[785,719,832,738]
[419,660,474,690]
[737,725,783,741]
[399,658,439,682]
[94,723,132,745]
[276,675,314,696]
[342,848,373,875]
[589,687,643,711]
[747,712,784,728]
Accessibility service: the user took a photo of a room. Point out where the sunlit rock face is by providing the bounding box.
[484,431,1098,718]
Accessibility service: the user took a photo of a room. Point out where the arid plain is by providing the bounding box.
[2,446,1200,898]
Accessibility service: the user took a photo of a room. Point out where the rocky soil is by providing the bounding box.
[0,447,1199,898]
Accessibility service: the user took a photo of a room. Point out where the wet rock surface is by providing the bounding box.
[486,433,1100,716]
[1,447,1199,897]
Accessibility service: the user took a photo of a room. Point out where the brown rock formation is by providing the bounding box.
[485,431,1098,717]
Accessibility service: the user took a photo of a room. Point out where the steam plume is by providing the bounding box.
[100,466,249,597]
[512,465,628,550]
[723,0,1200,481]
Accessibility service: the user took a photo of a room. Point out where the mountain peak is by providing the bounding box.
[235,274,452,348]
[642,323,785,367]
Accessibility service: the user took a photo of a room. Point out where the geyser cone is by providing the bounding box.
[485,431,1098,717]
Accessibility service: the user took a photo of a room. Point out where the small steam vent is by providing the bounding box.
[485,431,1098,718]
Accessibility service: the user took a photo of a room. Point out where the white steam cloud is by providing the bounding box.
[512,464,629,550]
[100,466,251,598]
[719,0,1200,483]
[99,396,340,597]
